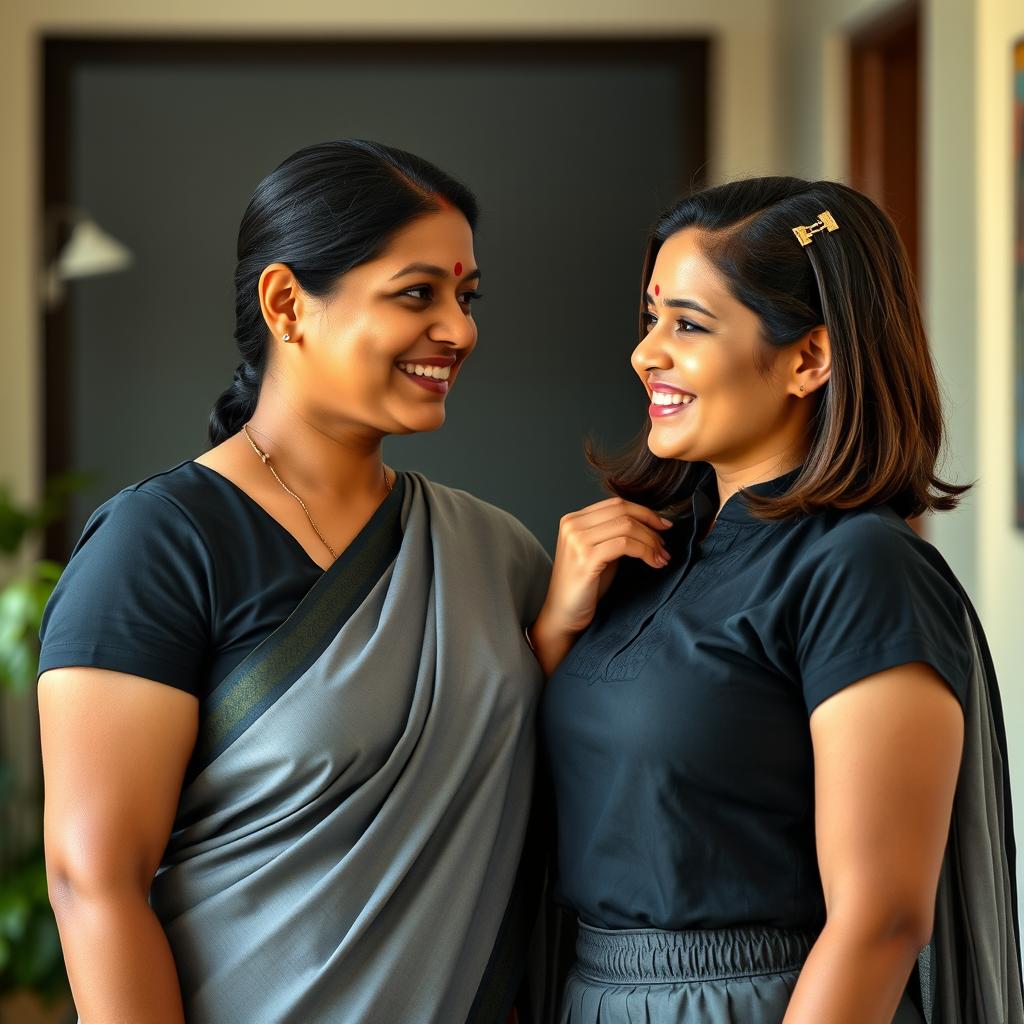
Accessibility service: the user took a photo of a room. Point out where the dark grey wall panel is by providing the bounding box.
[60,42,705,551]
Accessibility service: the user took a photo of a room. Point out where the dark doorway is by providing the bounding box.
[42,37,708,555]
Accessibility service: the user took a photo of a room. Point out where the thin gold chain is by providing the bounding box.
[242,423,392,563]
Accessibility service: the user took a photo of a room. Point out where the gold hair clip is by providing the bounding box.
[792,210,839,247]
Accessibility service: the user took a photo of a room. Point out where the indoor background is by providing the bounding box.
[1,0,1020,1020]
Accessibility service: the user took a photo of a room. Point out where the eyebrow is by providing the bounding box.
[389,262,482,283]
[645,293,718,319]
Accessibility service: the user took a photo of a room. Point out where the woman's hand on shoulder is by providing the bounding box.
[529,497,672,675]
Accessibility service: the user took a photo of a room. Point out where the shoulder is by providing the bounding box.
[40,464,218,693]
[785,505,972,712]
[407,474,551,621]
[406,473,551,611]
[786,505,966,618]
[110,460,227,523]
[797,505,946,581]
[409,474,547,555]
[70,463,220,579]
[79,463,209,542]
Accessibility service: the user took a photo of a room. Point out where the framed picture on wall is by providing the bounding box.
[1016,39,1024,527]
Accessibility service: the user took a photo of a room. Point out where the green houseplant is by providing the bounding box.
[0,476,86,1004]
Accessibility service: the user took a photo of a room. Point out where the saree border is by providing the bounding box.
[186,474,406,780]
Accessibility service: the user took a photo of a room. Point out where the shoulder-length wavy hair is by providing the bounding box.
[589,176,968,520]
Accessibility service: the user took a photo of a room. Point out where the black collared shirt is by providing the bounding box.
[539,466,971,932]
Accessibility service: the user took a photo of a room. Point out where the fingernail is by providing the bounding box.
[660,517,673,527]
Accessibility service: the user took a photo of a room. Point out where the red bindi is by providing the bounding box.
[454,261,463,276]
[654,284,660,296]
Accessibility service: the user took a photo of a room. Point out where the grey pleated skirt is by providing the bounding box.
[559,921,926,1023]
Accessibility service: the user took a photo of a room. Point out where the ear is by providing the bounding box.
[257,263,305,343]
[788,325,832,398]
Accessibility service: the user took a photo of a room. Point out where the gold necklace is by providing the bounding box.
[242,423,392,563]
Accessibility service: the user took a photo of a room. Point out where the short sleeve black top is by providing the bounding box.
[38,461,398,698]
[539,465,971,934]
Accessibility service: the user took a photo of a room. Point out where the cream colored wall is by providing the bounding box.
[977,0,1024,903]
[923,0,982,603]
[0,0,780,510]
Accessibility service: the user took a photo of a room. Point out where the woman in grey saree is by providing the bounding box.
[155,470,549,1022]
[38,140,550,1024]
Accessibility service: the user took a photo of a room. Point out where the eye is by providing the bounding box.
[458,290,483,313]
[400,285,434,302]
[676,319,705,335]
[642,311,658,333]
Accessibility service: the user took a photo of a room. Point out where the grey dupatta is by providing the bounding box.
[149,472,551,1024]
[917,551,1024,1023]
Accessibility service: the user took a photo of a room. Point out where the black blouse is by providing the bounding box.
[38,462,405,698]
[539,465,971,933]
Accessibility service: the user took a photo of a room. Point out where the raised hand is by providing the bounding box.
[529,497,673,676]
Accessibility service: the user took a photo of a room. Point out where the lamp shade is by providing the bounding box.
[56,218,133,280]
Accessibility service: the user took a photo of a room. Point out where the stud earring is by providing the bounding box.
[283,333,291,342]
[799,385,806,393]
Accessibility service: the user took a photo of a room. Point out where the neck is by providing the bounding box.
[245,388,388,503]
[711,446,806,514]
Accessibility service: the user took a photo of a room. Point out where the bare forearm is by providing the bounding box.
[52,884,185,1024]
[528,608,579,678]
[782,919,923,1023]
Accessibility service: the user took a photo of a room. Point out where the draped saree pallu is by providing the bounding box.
[149,472,551,1024]
[917,548,1024,1024]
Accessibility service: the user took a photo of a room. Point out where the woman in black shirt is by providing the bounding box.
[38,140,549,1024]
[529,178,1021,1023]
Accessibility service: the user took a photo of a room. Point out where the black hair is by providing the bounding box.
[209,139,478,445]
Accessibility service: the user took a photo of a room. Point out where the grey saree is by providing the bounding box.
[149,471,551,1023]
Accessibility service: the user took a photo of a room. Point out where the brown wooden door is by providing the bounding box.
[849,2,921,284]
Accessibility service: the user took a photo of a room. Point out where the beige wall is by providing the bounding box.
[977,0,1024,903]
[0,0,780,508]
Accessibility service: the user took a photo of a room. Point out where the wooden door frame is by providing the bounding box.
[848,0,921,280]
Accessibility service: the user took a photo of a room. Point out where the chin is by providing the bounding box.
[647,433,688,461]
[393,410,447,436]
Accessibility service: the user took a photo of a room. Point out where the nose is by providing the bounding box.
[427,295,477,352]
[632,328,672,375]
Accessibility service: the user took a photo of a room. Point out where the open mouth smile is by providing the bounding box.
[649,382,697,418]
[396,358,454,395]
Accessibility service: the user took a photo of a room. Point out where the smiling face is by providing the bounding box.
[631,227,809,471]
[275,206,480,437]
